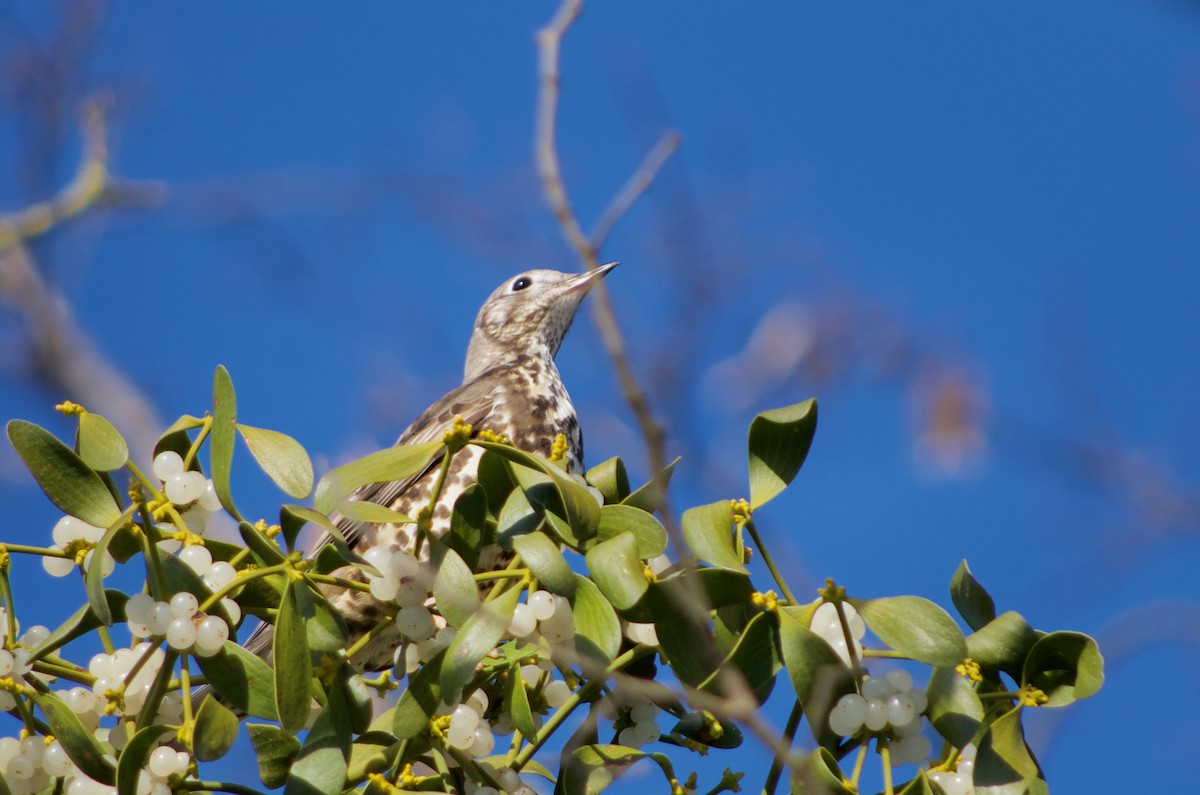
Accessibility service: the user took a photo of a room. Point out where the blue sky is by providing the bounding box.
[2,2,1198,792]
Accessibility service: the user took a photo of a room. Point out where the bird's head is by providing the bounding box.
[464,262,617,381]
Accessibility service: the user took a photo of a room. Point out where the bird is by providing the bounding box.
[243,262,617,672]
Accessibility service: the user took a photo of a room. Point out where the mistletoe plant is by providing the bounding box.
[0,366,1101,795]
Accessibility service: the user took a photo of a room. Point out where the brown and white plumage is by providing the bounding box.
[243,264,616,670]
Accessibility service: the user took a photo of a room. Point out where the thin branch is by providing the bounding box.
[0,96,166,460]
[589,129,681,252]
[534,0,674,491]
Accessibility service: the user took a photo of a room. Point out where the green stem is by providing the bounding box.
[343,609,399,660]
[880,739,894,795]
[183,418,213,470]
[850,743,867,786]
[473,568,529,583]
[0,543,70,558]
[743,519,798,605]
[763,699,804,795]
[833,601,864,677]
[415,443,458,558]
[0,566,19,646]
[32,661,94,686]
[860,649,908,659]
[182,783,266,795]
[135,501,170,601]
[512,644,653,769]
[199,562,291,613]
[306,571,372,593]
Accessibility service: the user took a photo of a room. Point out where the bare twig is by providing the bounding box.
[0,97,165,460]
[534,0,674,489]
[0,97,165,251]
[589,129,681,252]
[532,3,809,785]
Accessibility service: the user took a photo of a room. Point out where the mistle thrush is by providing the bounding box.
[244,263,616,671]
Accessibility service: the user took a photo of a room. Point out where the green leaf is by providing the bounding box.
[193,693,240,761]
[478,439,602,544]
[747,399,817,509]
[669,710,744,750]
[497,487,544,545]
[595,504,667,559]
[621,457,679,514]
[432,547,481,629]
[505,660,537,741]
[974,706,1046,793]
[850,596,967,667]
[239,519,287,567]
[967,611,1038,674]
[281,504,354,556]
[681,500,745,572]
[586,456,630,504]
[7,419,122,528]
[448,483,489,569]
[441,586,520,703]
[78,412,129,471]
[585,532,649,611]
[314,440,443,515]
[276,578,314,733]
[237,423,314,499]
[83,513,133,626]
[248,723,302,789]
[700,610,781,704]
[196,642,279,720]
[210,365,241,522]
[1022,631,1104,706]
[335,500,416,524]
[285,684,352,795]
[30,689,114,784]
[647,588,717,687]
[562,744,650,795]
[926,666,984,749]
[512,531,575,597]
[295,579,349,654]
[950,560,997,632]
[791,748,857,795]
[115,724,171,795]
[394,649,445,739]
[337,662,374,734]
[30,589,128,663]
[572,574,622,667]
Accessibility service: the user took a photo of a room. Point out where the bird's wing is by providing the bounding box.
[330,375,502,550]
[239,376,504,662]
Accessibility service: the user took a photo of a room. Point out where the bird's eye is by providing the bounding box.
[511,277,532,292]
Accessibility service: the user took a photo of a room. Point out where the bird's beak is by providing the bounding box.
[565,261,619,293]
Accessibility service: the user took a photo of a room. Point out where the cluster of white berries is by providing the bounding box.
[42,516,113,578]
[0,734,191,795]
[152,451,222,513]
[810,601,866,666]
[0,735,79,795]
[0,625,40,711]
[62,645,185,729]
[443,689,497,756]
[829,670,932,765]
[463,762,538,795]
[507,589,575,645]
[360,545,444,646]
[927,744,977,795]
[599,693,662,748]
[124,592,232,657]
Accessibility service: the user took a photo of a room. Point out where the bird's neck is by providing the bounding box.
[463,336,556,383]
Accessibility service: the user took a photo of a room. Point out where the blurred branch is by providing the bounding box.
[589,129,681,252]
[0,96,166,460]
[0,95,165,250]
[535,0,675,487]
